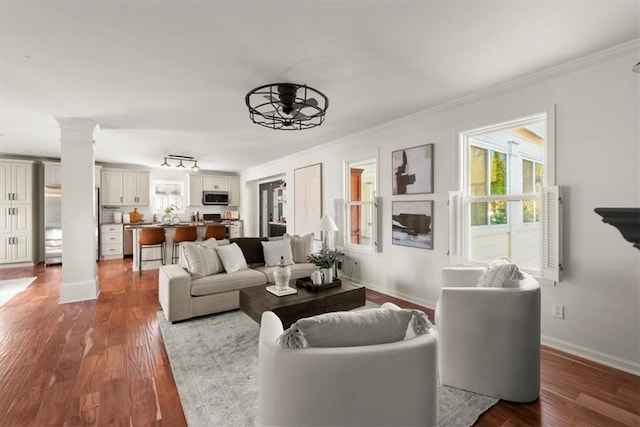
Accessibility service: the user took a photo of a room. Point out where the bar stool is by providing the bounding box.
[204,224,226,240]
[138,227,166,276]
[172,226,198,263]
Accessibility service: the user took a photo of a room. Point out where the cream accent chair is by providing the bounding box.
[435,267,541,403]
[258,302,438,427]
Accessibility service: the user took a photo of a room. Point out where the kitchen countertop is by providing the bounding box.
[122,220,241,229]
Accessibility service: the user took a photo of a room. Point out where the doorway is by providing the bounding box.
[259,179,287,237]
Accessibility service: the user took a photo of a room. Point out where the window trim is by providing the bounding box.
[152,179,186,214]
[342,154,379,253]
[451,105,561,284]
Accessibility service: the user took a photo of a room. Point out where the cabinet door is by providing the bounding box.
[189,175,203,206]
[0,204,11,235]
[203,176,228,191]
[135,172,150,205]
[11,162,32,203]
[122,172,138,205]
[102,170,124,205]
[12,234,31,263]
[12,205,32,234]
[0,235,10,264]
[0,161,10,203]
[228,177,240,206]
[45,163,62,186]
[211,177,228,191]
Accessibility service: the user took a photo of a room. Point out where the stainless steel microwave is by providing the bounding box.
[203,191,230,205]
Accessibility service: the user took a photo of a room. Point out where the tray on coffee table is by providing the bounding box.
[296,276,341,292]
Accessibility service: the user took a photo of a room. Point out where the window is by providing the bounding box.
[345,157,378,250]
[451,109,561,283]
[153,180,185,213]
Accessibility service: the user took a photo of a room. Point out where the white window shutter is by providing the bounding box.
[448,191,464,265]
[373,196,382,252]
[541,186,562,283]
[333,198,345,247]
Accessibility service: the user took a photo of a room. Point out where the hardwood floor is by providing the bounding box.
[1,260,638,426]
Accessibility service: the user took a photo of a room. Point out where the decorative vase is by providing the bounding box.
[273,256,292,290]
[161,214,171,224]
[311,269,323,285]
[321,267,334,284]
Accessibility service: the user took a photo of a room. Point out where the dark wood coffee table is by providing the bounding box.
[239,279,366,328]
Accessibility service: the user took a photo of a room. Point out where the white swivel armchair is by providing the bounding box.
[258,302,438,427]
[435,267,541,403]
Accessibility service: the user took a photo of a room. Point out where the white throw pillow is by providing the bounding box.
[277,308,432,349]
[215,242,248,273]
[261,239,294,266]
[477,257,525,287]
[181,239,223,277]
[284,233,314,263]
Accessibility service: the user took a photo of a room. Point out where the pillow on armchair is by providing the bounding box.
[477,257,525,288]
[277,308,433,349]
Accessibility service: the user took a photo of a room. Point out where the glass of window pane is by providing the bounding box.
[489,200,507,225]
[490,151,507,195]
[349,204,373,246]
[471,201,488,226]
[470,146,487,196]
[523,160,534,193]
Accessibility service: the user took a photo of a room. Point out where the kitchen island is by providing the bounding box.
[125,221,242,272]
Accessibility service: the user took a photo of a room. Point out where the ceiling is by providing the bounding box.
[1,1,638,172]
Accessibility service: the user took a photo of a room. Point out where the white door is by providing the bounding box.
[122,171,138,205]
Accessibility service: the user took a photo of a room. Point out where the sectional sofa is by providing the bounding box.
[159,235,317,322]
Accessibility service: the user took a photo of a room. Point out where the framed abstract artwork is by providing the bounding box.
[392,143,434,195]
[392,200,433,249]
[294,163,323,237]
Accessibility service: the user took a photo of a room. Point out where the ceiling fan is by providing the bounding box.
[245,83,329,130]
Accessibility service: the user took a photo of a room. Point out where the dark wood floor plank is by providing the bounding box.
[0,260,637,426]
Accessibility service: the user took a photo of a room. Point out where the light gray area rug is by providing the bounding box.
[0,276,36,307]
[158,308,499,427]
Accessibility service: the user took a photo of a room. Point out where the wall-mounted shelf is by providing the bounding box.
[594,207,640,251]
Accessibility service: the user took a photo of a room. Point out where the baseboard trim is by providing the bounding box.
[541,335,640,376]
[60,278,99,304]
[343,275,437,311]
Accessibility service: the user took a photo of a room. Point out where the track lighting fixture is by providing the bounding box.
[161,154,199,169]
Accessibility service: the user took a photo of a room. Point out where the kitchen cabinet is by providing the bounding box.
[101,169,149,206]
[43,162,102,187]
[0,159,34,264]
[100,224,123,258]
[188,174,240,207]
[203,176,228,191]
[228,177,240,206]
[0,160,32,204]
[44,162,62,186]
[188,175,204,206]
[123,171,150,205]
[228,221,243,239]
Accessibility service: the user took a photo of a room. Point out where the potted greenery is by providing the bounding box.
[307,245,344,284]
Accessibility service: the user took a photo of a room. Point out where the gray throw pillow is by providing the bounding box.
[284,233,314,263]
[181,238,224,277]
[216,242,249,273]
[277,308,432,349]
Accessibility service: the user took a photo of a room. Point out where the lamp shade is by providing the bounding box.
[319,214,339,232]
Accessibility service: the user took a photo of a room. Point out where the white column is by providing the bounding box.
[56,117,100,303]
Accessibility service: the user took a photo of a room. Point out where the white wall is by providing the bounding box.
[240,42,640,374]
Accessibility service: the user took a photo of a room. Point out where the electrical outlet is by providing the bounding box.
[552,303,565,319]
